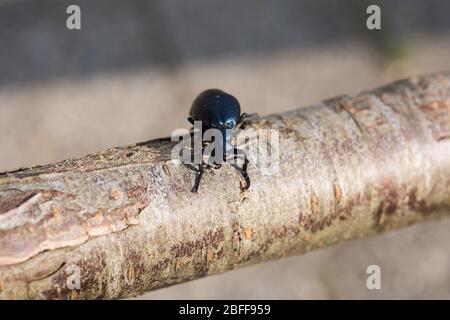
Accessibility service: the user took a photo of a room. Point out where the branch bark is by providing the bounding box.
[1,72,449,299]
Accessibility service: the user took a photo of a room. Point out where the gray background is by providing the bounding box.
[1,0,450,299]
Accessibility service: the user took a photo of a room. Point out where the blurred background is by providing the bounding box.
[1,0,450,299]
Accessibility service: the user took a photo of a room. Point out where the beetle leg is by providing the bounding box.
[238,113,248,124]
[189,142,209,193]
[237,113,260,130]
[236,113,248,130]
[184,163,205,193]
[192,164,205,193]
[230,162,250,191]
[230,147,250,190]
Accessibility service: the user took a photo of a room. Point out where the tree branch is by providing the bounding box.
[1,72,449,299]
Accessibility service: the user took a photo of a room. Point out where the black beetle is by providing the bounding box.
[186,88,250,193]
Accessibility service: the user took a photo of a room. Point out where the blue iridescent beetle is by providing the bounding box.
[186,89,250,193]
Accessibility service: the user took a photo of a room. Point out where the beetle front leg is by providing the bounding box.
[192,164,205,193]
[184,163,205,193]
[230,147,250,190]
[238,113,248,124]
[236,112,259,130]
[236,113,248,130]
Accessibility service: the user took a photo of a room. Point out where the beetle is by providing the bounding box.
[186,89,250,193]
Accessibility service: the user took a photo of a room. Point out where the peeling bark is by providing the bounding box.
[0,72,449,299]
